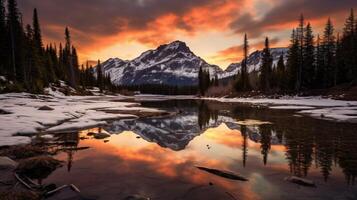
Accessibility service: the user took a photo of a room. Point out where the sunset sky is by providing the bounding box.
[18,0,357,69]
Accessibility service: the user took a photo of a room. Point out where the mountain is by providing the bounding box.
[100,41,288,86]
[219,47,289,79]
[100,41,222,86]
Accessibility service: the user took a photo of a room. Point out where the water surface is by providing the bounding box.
[44,100,357,200]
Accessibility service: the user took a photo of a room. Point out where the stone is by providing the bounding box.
[16,156,62,180]
[38,105,54,111]
[94,132,110,139]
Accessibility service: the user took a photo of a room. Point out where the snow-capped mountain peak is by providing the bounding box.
[101,40,222,86]
[99,41,289,86]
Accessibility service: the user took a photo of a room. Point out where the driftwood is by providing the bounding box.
[196,166,248,181]
[285,176,316,187]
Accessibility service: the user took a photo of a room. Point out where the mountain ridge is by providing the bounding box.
[99,40,288,86]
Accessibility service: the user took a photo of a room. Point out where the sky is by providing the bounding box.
[18,0,357,69]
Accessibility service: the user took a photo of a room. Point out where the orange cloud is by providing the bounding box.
[211,38,281,65]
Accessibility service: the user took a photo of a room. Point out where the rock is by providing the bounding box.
[0,145,48,159]
[94,132,110,139]
[16,156,62,180]
[196,166,248,181]
[87,132,95,136]
[123,195,150,200]
[0,109,12,114]
[285,176,316,187]
[38,105,54,111]
[0,156,18,169]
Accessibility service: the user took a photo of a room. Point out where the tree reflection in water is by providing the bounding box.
[196,100,357,185]
[52,100,357,186]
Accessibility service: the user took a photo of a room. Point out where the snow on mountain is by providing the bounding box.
[219,47,289,79]
[99,41,289,86]
[101,41,222,86]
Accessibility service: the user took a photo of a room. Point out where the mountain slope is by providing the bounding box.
[219,47,289,79]
[100,41,289,86]
[102,41,222,86]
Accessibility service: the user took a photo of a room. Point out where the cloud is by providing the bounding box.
[230,0,357,38]
[18,0,243,48]
[211,37,280,64]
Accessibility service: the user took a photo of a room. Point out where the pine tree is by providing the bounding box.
[260,37,273,92]
[315,34,324,88]
[64,27,76,88]
[32,8,43,54]
[7,0,25,82]
[287,29,299,91]
[322,18,336,88]
[0,0,7,75]
[341,9,356,83]
[335,34,344,85]
[302,23,315,89]
[97,60,103,92]
[296,14,305,91]
[71,46,79,85]
[198,67,210,95]
[240,33,250,91]
[276,53,286,91]
[198,66,204,95]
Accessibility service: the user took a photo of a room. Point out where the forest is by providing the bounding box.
[1,0,357,97]
[0,0,116,94]
[200,10,357,96]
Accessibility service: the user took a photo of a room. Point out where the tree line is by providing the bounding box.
[198,66,219,96]
[232,9,357,94]
[0,0,116,94]
[120,84,198,95]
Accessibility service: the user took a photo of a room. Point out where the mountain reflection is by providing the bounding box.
[51,100,357,191]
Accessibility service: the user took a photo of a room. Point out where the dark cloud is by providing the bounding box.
[230,0,357,38]
[18,0,225,45]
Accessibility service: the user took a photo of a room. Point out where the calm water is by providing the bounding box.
[44,100,357,200]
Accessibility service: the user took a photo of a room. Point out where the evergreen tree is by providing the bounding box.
[32,8,43,53]
[302,23,315,88]
[260,37,273,92]
[0,0,6,75]
[287,29,299,91]
[341,9,356,83]
[7,0,25,81]
[63,27,76,88]
[97,60,103,92]
[322,18,336,87]
[198,67,210,95]
[296,14,305,91]
[276,53,286,91]
[315,35,324,88]
[240,33,250,91]
[335,34,345,85]
[71,46,80,84]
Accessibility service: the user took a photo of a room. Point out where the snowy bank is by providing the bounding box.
[204,96,357,122]
[0,93,163,146]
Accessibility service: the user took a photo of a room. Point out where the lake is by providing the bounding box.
[43,100,357,200]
